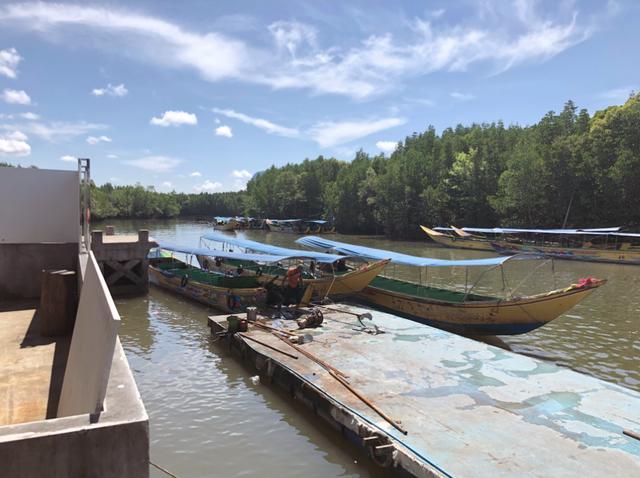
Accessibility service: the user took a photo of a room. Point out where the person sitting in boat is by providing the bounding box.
[282,264,304,305]
[236,264,244,275]
[336,258,347,272]
[215,257,223,268]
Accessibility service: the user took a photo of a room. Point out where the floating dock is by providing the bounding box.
[209,305,640,477]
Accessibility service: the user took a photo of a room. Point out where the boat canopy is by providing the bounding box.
[297,236,520,267]
[268,219,302,223]
[433,226,625,236]
[306,219,328,224]
[157,242,307,264]
[201,232,352,263]
[214,216,233,222]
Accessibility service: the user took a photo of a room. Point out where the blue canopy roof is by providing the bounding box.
[201,233,352,263]
[157,242,296,264]
[296,236,520,267]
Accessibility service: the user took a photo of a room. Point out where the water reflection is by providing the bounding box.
[105,218,639,477]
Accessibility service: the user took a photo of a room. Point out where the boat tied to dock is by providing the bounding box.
[297,236,606,335]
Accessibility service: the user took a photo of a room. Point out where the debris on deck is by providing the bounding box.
[209,305,640,478]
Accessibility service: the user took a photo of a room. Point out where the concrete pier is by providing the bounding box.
[209,305,640,478]
[91,229,157,297]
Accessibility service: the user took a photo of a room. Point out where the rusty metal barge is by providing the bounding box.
[209,305,640,478]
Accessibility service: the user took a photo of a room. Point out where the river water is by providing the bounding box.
[105,219,640,478]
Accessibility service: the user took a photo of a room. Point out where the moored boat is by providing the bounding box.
[265,219,303,233]
[149,243,272,312]
[198,233,389,299]
[421,225,494,251]
[297,236,606,335]
[213,216,240,231]
[424,225,640,265]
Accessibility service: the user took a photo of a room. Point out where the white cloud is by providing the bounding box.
[150,110,197,127]
[0,47,21,78]
[2,88,31,105]
[598,85,637,104]
[0,120,106,142]
[107,153,118,159]
[214,118,221,124]
[59,154,76,162]
[0,130,30,156]
[231,169,252,190]
[450,91,475,101]
[91,83,128,97]
[215,125,233,137]
[161,181,173,188]
[309,117,405,148]
[0,2,600,100]
[20,112,39,120]
[194,179,222,192]
[376,141,399,153]
[124,155,182,172]
[268,20,317,57]
[212,108,299,137]
[189,171,202,177]
[86,135,112,145]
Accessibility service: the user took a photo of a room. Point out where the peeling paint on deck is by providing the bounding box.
[209,305,640,478]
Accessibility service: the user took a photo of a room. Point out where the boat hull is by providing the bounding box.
[356,279,605,335]
[149,265,266,313]
[420,226,494,251]
[492,241,640,265]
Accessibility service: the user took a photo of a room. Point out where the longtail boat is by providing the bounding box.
[148,243,296,312]
[198,233,389,299]
[213,216,240,231]
[421,225,494,251]
[265,219,302,233]
[424,225,640,265]
[297,236,606,335]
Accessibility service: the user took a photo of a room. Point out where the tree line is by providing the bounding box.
[245,94,640,238]
[6,94,638,239]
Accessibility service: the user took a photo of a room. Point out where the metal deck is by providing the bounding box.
[209,305,640,478]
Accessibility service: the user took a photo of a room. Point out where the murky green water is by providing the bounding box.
[107,219,640,477]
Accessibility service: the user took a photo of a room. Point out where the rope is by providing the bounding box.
[149,460,179,478]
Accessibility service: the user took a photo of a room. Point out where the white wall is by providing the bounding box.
[0,167,79,243]
[58,252,121,417]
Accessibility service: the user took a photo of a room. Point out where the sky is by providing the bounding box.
[0,0,638,192]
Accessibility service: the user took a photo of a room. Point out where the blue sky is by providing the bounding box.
[0,0,638,192]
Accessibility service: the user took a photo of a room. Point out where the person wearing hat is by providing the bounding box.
[282,263,304,305]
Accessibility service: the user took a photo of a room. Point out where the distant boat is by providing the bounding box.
[212,216,239,231]
[199,233,388,300]
[421,225,494,251]
[265,219,302,233]
[297,236,606,335]
[423,225,640,265]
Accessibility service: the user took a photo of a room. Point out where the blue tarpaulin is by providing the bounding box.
[296,236,521,267]
[158,242,296,264]
[201,233,352,263]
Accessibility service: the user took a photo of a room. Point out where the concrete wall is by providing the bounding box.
[0,243,78,299]
[0,341,149,478]
[58,251,120,417]
[0,167,79,244]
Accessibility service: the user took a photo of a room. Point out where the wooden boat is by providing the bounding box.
[198,233,389,300]
[421,225,494,251]
[297,236,606,335]
[149,245,268,313]
[266,219,303,233]
[213,216,239,231]
[491,238,640,265]
[424,225,640,265]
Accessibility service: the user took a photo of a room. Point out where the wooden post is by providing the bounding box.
[40,269,78,337]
